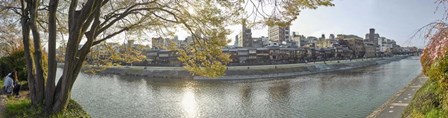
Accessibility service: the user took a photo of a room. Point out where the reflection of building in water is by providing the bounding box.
[240,85,253,107]
[268,81,291,102]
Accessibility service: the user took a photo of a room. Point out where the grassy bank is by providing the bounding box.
[404,54,448,118]
[403,80,448,118]
[5,96,90,118]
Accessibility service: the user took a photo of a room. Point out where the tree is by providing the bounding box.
[420,0,448,73]
[2,0,334,114]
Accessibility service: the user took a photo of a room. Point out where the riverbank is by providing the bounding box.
[0,90,89,117]
[87,56,409,80]
[403,76,448,117]
[367,74,427,118]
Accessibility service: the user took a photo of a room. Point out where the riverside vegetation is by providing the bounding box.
[5,98,89,118]
[0,48,89,117]
[404,53,448,117]
[403,0,448,116]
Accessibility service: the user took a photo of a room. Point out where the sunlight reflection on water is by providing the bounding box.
[66,56,422,118]
[181,83,198,118]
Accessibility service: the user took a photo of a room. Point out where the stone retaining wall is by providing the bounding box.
[91,56,408,80]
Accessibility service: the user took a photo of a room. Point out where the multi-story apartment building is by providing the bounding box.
[337,34,365,58]
[268,25,290,43]
[238,19,253,47]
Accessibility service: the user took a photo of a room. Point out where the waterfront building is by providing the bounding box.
[337,34,365,58]
[302,36,318,47]
[151,37,167,49]
[151,36,183,50]
[365,28,380,55]
[238,19,253,47]
[252,36,269,48]
[87,42,122,63]
[234,35,240,47]
[291,32,305,48]
[237,48,249,63]
[364,42,376,58]
[316,38,337,48]
[268,25,290,43]
[329,34,335,40]
[380,38,394,56]
[320,34,326,40]
[365,28,380,45]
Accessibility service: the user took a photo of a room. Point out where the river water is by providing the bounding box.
[60,56,421,118]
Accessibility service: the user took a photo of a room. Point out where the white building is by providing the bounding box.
[268,25,290,43]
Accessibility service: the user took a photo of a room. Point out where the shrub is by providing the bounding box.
[0,46,48,82]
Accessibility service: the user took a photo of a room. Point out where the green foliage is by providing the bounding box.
[51,99,90,118]
[405,54,448,117]
[5,98,43,118]
[426,109,444,118]
[403,80,448,118]
[427,55,448,90]
[0,48,27,81]
[177,30,231,78]
[0,46,48,82]
[5,98,90,118]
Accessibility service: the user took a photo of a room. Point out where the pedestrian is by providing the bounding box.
[3,72,14,94]
[12,70,21,98]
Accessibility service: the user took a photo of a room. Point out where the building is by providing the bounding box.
[301,36,318,47]
[291,32,305,48]
[152,36,182,49]
[315,34,338,49]
[329,34,335,40]
[268,25,290,43]
[252,36,269,48]
[337,34,365,58]
[151,37,169,49]
[238,19,253,47]
[320,34,326,40]
[87,42,122,64]
[316,39,332,48]
[380,38,394,56]
[365,28,380,55]
[234,35,240,47]
[364,42,376,58]
[365,28,380,45]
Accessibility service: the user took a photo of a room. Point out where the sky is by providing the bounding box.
[132,0,444,48]
[225,0,444,48]
[267,0,444,48]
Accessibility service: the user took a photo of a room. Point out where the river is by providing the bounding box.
[58,56,422,118]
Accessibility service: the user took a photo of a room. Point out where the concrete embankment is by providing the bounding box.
[88,56,409,80]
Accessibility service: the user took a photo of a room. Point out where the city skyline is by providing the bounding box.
[169,0,444,48]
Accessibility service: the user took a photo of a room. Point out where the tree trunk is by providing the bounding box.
[50,0,102,113]
[28,0,45,104]
[52,53,87,113]
[20,0,37,105]
[45,0,59,113]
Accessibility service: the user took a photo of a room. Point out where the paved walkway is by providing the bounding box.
[367,74,428,118]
